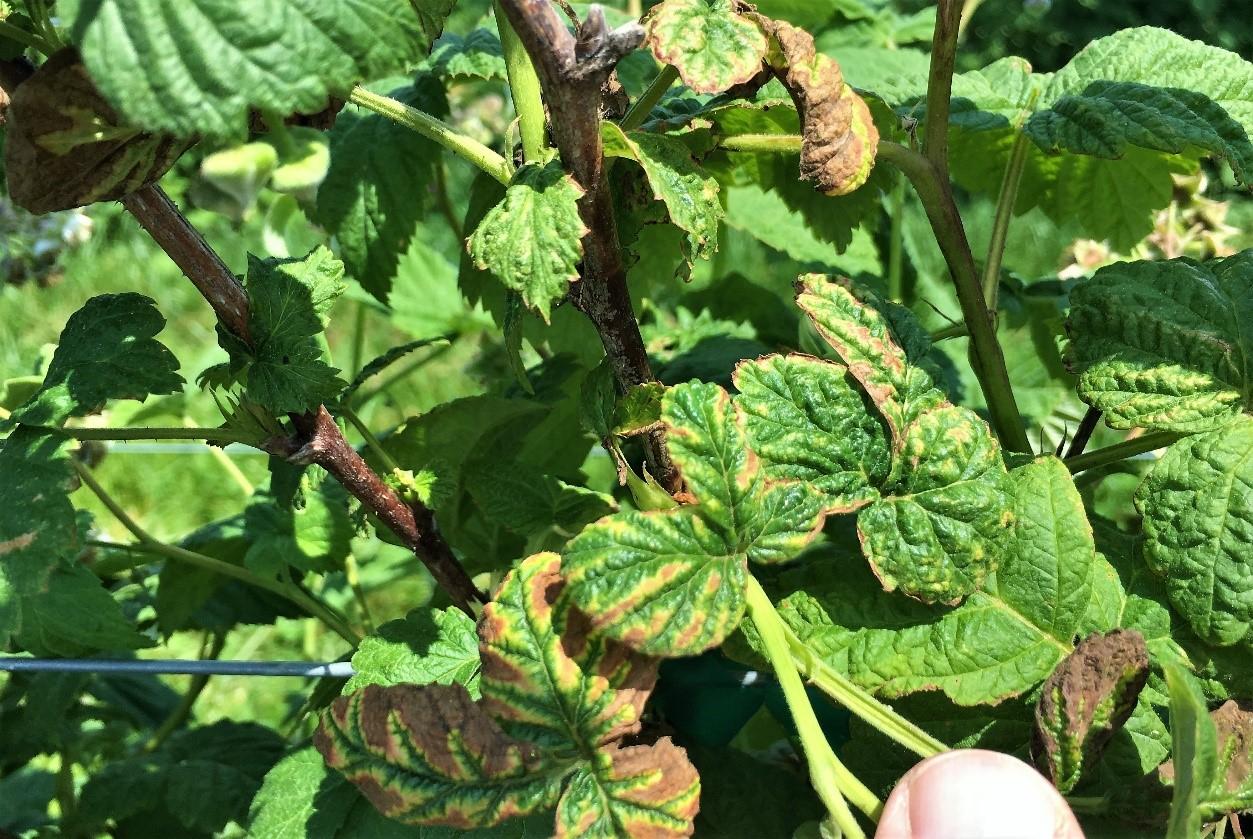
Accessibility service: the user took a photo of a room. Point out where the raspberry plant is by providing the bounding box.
[0,0,1252,836]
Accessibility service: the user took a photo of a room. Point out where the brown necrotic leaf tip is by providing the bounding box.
[1032,629,1149,794]
[754,16,879,196]
[4,48,191,215]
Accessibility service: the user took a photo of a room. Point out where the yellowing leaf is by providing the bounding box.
[645,0,768,95]
[562,382,825,657]
[469,161,587,322]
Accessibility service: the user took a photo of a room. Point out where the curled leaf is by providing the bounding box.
[1032,629,1150,793]
[756,18,878,196]
[4,49,192,214]
[315,683,565,827]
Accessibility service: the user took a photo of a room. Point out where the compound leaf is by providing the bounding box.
[1136,417,1253,647]
[1067,252,1253,434]
[64,0,452,137]
[345,607,481,697]
[562,382,824,657]
[795,276,1010,603]
[776,458,1114,705]
[645,0,768,95]
[11,293,182,427]
[468,161,586,323]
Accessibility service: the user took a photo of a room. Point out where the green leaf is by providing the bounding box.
[1163,663,1219,838]
[468,160,587,322]
[465,463,615,541]
[733,354,889,513]
[345,607,481,697]
[316,77,445,303]
[316,683,568,827]
[776,458,1113,705]
[1067,252,1253,433]
[1025,82,1253,183]
[795,276,1010,602]
[1136,417,1253,646]
[63,0,452,137]
[562,382,825,657]
[14,565,150,657]
[0,429,78,647]
[234,247,347,414]
[645,0,769,94]
[10,293,182,427]
[429,30,507,82]
[602,124,723,273]
[927,28,1253,249]
[341,338,448,403]
[79,721,284,834]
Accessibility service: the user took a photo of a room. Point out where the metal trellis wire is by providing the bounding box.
[0,658,355,677]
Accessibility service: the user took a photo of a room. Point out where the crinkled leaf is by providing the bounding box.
[316,77,444,303]
[796,276,945,438]
[645,0,768,95]
[733,354,889,513]
[63,0,452,137]
[3,49,190,214]
[562,382,824,657]
[1067,252,1253,433]
[1026,82,1253,183]
[316,684,568,827]
[602,124,722,272]
[1136,417,1253,647]
[776,458,1115,705]
[1032,630,1150,794]
[554,744,700,839]
[479,554,657,751]
[468,160,586,322]
[10,293,182,427]
[234,247,347,414]
[345,608,481,697]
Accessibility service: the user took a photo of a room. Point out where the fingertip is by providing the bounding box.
[874,750,1085,839]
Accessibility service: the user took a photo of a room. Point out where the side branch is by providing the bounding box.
[122,184,486,614]
[494,0,681,493]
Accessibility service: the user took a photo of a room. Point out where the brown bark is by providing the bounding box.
[494,0,681,493]
[123,185,485,614]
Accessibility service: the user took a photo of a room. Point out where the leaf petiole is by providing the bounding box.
[348,86,512,186]
[1064,430,1182,473]
[746,574,881,836]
